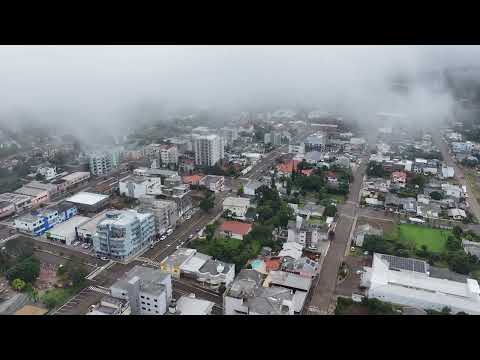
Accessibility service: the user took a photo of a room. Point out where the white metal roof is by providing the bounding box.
[46,215,91,237]
[66,192,109,206]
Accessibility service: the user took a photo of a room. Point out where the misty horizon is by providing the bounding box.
[1,45,480,139]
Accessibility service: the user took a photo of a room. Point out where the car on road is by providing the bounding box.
[100,256,108,261]
[166,229,173,235]
[176,245,180,249]
[188,234,194,239]
[160,235,167,241]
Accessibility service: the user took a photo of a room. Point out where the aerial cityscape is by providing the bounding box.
[2,45,480,315]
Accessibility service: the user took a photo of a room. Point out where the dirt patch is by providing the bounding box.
[36,263,59,291]
[344,304,369,315]
[357,216,395,234]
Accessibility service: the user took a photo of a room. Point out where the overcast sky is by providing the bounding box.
[1,45,479,133]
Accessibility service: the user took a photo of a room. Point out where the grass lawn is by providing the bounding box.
[40,285,83,311]
[330,194,346,204]
[397,224,451,253]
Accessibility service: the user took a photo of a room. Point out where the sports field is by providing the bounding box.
[398,224,451,253]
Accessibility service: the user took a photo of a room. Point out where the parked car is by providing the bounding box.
[166,229,173,235]
[160,235,167,241]
[188,234,194,239]
[100,256,108,261]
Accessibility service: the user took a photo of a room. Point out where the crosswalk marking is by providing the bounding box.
[88,286,110,295]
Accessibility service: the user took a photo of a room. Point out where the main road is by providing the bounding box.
[432,130,480,221]
[305,158,367,314]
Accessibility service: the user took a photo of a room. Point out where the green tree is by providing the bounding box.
[324,204,337,217]
[453,225,463,239]
[237,185,244,196]
[429,191,444,201]
[200,194,215,213]
[446,235,462,251]
[5,238,34,258]
[6,256,40,284]
[11,278,26,291]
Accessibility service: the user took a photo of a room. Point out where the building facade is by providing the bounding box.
[93,210,156,261]
[194,134,224,166]
[138,196,178,236]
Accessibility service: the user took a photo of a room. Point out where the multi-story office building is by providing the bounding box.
[138,196,178,236]
[221,127,239,146]
[193,134,224,167]
[110,265,172,315]
[119,175,162,199]
[304,132,328,152]
[93,210,156,261]
[160,145,178,166]
[89,150,121,176]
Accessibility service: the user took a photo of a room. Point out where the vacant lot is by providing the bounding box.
[394,224,451,253]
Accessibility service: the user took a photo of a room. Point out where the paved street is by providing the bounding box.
[305,159,367,314]
[432,130,480,221]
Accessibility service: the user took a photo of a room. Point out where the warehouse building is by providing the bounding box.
[65,192,110,213]
[45,215,91,245]
[361,253,480,315]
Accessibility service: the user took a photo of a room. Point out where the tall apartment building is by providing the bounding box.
[221,127,239,145]
[193,134,224,167]
[93,210,156,261]
[138,196,178,236]
[160,145,178,166]
[110,265,172,315]
[287,217,329,250]
[89,151,120,176]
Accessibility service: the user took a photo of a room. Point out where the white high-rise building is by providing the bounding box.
[194,134,224,167]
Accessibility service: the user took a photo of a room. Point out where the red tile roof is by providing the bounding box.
[301,168,314,177]
[264,257,282,271]
[182,174,203,185]
[276,160,299,174]
[219,221,253,236]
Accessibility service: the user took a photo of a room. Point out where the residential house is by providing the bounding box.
[196,258,235,289]
[199,175,224,193]
[354,223,383,247]
[219,220,253,240]
[391,171,407,187]
[281,257,318,278]
[448,208,467,220]
[442,183,463,199]
[223,197,251,220]
[243,179,263,197]
[462,240,480,258]
[278,241,304,260]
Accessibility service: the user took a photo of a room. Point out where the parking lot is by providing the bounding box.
[0,224,16,243]
[53,287,106,315]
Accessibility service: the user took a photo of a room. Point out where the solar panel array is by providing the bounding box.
[380,254,427,274]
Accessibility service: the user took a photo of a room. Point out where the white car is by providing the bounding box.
[166,229,173,235]
[100,256,108,261]
[160,235,167,241]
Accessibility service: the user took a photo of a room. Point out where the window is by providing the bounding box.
[154,299,157,302]
[141,295,145,299]
[156,311,159,314]
[142,307,146,310]
[154,304,158,308]
[141,301,145,305]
